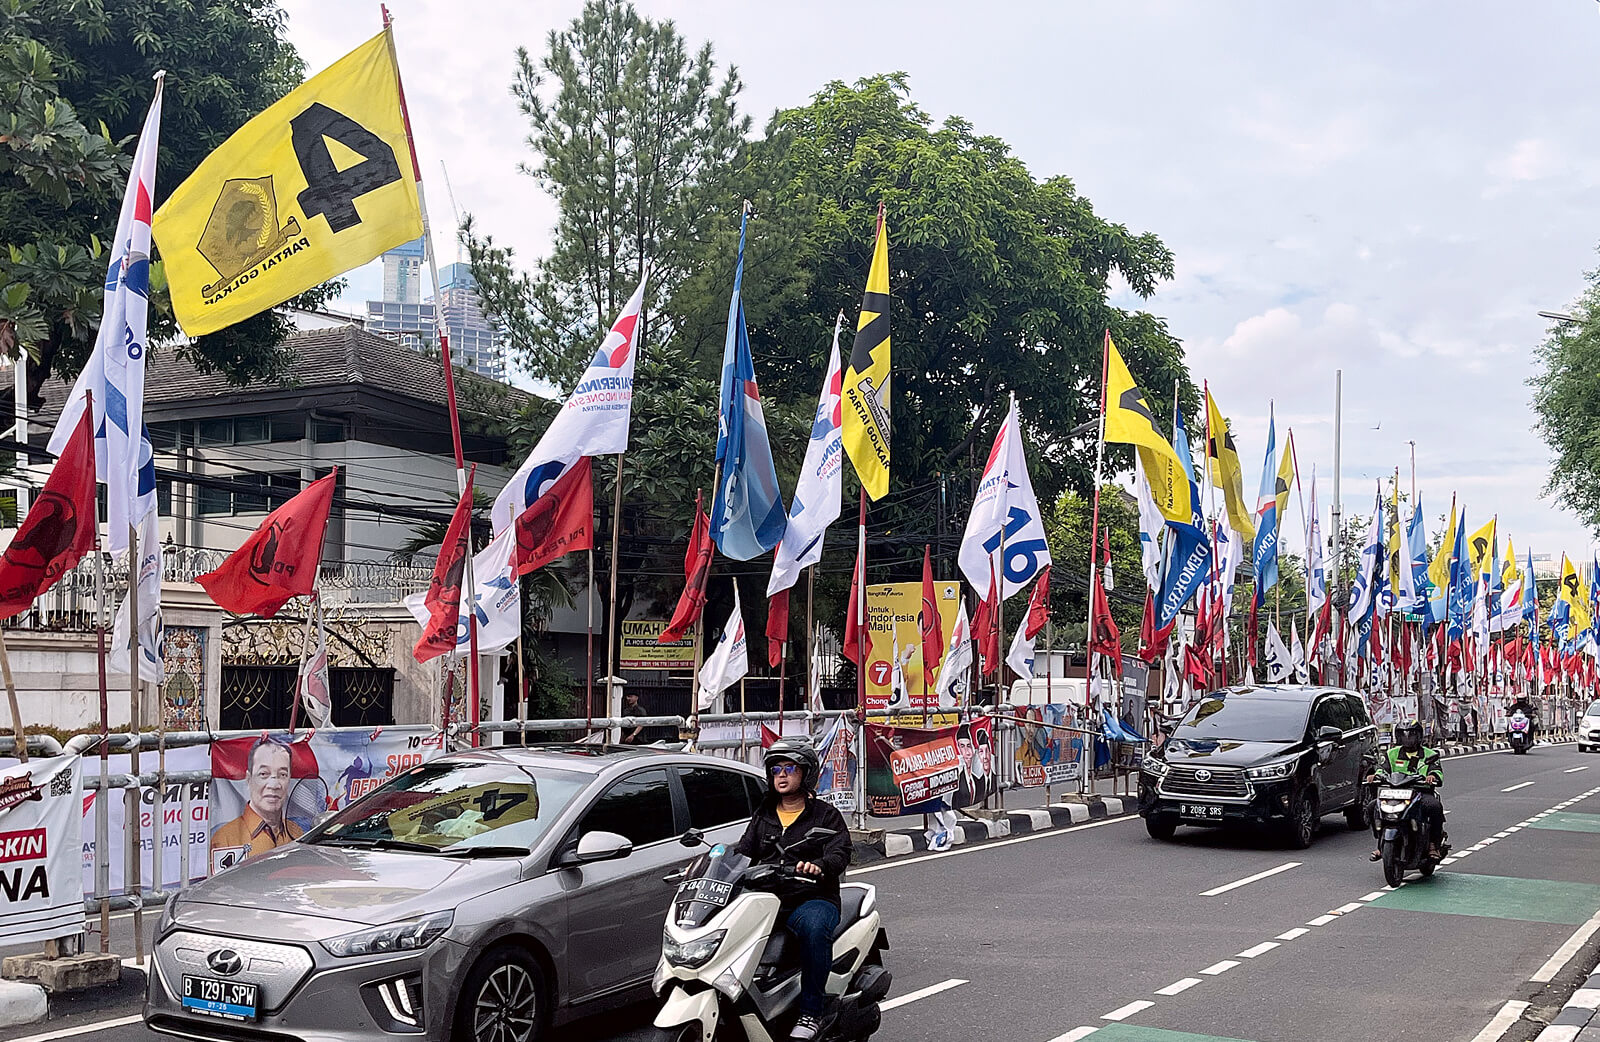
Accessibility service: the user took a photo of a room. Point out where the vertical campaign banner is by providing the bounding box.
[0,755,82,944]
[80,744,212,897]
[815,717,858,812]
[865,582,960,718]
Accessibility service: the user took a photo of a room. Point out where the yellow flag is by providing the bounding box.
[1386,479,1402,587]
[1203,388,1255,540]
[842,213,891,499]
[1467,517,1497,578]
[1104,336,1186,524]
[1274,432,1295,521]
[1427,501,1456,594]
[1502,536,1521,588]
[153,29,423,336]
[1559,555,1592,634]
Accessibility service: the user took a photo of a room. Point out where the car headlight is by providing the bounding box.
[663,929,725,969]
[322,911,454,958]
[1141,759,1170,778]
[1246,760,1296,781]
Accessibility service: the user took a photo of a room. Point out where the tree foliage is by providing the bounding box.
[1531,272,1600,534]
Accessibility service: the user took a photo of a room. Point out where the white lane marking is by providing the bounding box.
[1101,1000,1154,1021]
[852,814,1137,876]
[1331,902,1365,915]
[1455,849,1473,858]
[1359,891,1386,902]
[1507,826,1523,832]
[1503,782,1536,792]
[1494,831,1512,838]
[1533,909,1600,983]
[1199,861,1302,897]
[1200,960,1239,975]
[1308,914,1338,926]
[1156,977,1203,996]
[1467,999,1531,1042]
[1440,858,1459,865]
[9,1016,144,1042]
[1046,1029,1101,1042]
[1277,927,1310,940]
[881,978,968,1011]
[1482,837,1501,845]
[1238,941,1279,958]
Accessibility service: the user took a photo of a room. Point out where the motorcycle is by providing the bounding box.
[1375,769,1449,886]
[1509,714,1531,754]
[653,831,891,1042]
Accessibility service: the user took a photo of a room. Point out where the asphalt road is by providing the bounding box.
[8,743,1600,1042]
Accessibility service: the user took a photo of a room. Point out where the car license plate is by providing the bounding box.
[1180,803,1223,819]
[181,975,258,1021]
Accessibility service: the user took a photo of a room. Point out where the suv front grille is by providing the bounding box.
[1161,765,1249,799]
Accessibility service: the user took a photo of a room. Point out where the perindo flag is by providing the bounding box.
[110,488,164,683]
[0,754,83,945]
[195,472,337,618]
[767,315,845,597]
[842,210,892,500]
[1154,402,1211,629]
[492,273,647,534]
[933,600,974,710]
[957,396,1052,599]
[49,80,162,554]
[1305,471,1327,618]
[152,30,422,336]
[403,526,523,658]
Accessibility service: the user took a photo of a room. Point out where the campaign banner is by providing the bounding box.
[0,755,82,943]
[209,728,444,874]
[81,744,212,898]
[864,582,961,716]
[618,620,696,670]
[864,717,995,817]
[1013,704,1084,788]
[816,717,858,812]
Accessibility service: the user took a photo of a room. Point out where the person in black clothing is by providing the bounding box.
[619,690,647,744]
[734,738,852,1041]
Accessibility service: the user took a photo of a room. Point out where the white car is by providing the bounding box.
[1579,700,1600,753]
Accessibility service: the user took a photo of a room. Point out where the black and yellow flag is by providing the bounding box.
[1204,388,1256,540]
[843,211,891,500]
[153,29,423,336]
[1104,336,1188,524]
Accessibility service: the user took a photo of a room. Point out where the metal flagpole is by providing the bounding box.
[605,455,625,733]
[0,633,24,764]
[95,532,110,953]
[585,548,595,735]
[689,477,718,739]
[1331,370,1343,687]
[287,590,316,734]
[854,487,868,831]
[125,521,144,963]
[1086,332,1111,695]
[805,567,816,718]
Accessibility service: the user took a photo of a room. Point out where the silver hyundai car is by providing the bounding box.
[145,745,767,1042]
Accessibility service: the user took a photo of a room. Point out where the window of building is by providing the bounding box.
[196,419,231,446]
[270,416,301,442]
[157,479,173,516]
[233,417,269,444]
[313,421,346,443]
[196,484,231,516]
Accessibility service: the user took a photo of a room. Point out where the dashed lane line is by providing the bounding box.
[1277,927,1310,940]
[1567,766,1591,774]
[1155,977,1203,996]
[881,977,968,1011]
[1200,960,1240,975]
[1504,782,1537,792]
[1199,861,1302,897]
[1237,941,1279,958]
[1046,1029,1101,1042]
[1101,1000,1154,1021]
[8,1016,143,1042]
[1308,914,1339,926]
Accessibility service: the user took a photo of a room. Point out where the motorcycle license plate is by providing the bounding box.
[1180,803,1223,819]
[679,877,733,908]
[1377,788,1412,800]
[182,975,258,1021]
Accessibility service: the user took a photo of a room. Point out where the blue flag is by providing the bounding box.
[1156,406,1211,628]
[1447,512,1471,639]
[1252,413,1279,605]
[710,211,787,561]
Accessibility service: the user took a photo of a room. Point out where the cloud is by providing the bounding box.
[1491,138,1563,183]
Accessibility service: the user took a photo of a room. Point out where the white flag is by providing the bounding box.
[109,504,164,683]
[1304,471,1326,618]
[1213,521,1242,611]
[492,272,647,534]
[769,316,845,597]
[405,528,522,656]
[1291,618,1308,683]
[698,585,748,708]
[1006,618,1036,681]
[1347,497,1385,623]
[933,600,973,709]
[1265,623,1291,683]
[807,630,826,715]
[958,396,1052,599]
[1134,454,1163,591]
[299,602,332,730]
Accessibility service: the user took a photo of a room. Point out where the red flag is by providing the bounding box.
[1137,590,1162,665]
[842,549,871,665]
[1246,597,1260,667]
[414,472,476,664]
[513,456,594,576]
[974,560,1000,677]
[760,723,781,749]
[1185,643,1211,689]
[1089,560,1121,677]
[0,408,97,619]
[1024,564,1051,640]
[660,493,713,644]
[919,545,944,690]
[766,588,789,669]
[196,471,337,618]
[1370,622,1385,667]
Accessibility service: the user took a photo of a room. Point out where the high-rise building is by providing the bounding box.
[365,245,509,382]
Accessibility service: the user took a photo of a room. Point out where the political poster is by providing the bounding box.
[864,716,995,817]
[80,744,211,898]
[864,581,960,718]
[0,754,82,944]
[816,717,858,812]
[1013,704,1083,788]
[618,620,696,670]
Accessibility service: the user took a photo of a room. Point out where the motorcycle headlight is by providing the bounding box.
[663,929,726,969]
[1246,760,1296,781]
[322,911,454,958]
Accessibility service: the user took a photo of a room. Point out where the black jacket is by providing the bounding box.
[734,794,852,908]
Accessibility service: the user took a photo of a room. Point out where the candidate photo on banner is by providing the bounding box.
[209,735,325,873]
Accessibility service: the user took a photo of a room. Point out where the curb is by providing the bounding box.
[1535,968,1600,1041]
[852,795,1132,863]
[0,979,48,1028]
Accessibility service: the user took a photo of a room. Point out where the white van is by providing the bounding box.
[1580,699,1600,753]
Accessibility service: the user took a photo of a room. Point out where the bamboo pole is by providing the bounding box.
[0,633,25,764]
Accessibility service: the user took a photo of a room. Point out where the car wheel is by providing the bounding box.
[1286,794,1318,850]
[456,945,547,1042]
[1145,815,1178,841]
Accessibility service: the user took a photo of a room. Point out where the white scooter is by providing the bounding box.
[652,832,891,1042]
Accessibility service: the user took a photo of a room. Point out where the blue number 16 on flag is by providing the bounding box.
[982,506,1048,584]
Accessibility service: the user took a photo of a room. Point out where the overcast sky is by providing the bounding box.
[283,0,1600,562]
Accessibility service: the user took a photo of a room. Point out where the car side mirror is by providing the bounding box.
[568,830,633,865]
[1317,726,1342,742]
[679,828,705,849]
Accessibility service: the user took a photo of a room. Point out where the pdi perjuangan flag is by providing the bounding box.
[152,30,422,336]
[711,210,787,560]
[0,755,83,944]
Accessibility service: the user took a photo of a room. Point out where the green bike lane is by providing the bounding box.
[868,742,1600,1042]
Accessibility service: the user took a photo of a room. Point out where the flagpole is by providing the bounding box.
[123,520,144,964]
[288,587,316,734]
[1331,369,1343,687]
[689,480,717,739]
[1087,331,1111,699]
[585,548,595,735]
[805,567,816,717]
[94,506,110,954]
[605,454,625,734]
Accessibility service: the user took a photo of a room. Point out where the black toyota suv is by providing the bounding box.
[1139,685,1378,848]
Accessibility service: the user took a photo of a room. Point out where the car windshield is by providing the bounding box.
[1173,696,1310,743]
[304,759,587,852]
[1588,700,1600,717]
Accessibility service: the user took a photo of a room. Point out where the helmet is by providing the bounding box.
[1395,722,1423,747]
[762,738,820,792]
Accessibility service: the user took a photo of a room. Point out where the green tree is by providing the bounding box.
[0,0,337,410]
[1531,275,1600,533]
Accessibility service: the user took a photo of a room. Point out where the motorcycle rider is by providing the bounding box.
[1367,721,1444,861]
[1508,697,1535,739]
[734,738,853,1041]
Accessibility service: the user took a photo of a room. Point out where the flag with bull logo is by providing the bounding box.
[196,471,338,618]
[0,410,97,619]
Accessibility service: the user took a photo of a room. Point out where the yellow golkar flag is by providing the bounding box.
[842,210,891,500]
[1104,336,1188,524]
[153,29,423,336]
